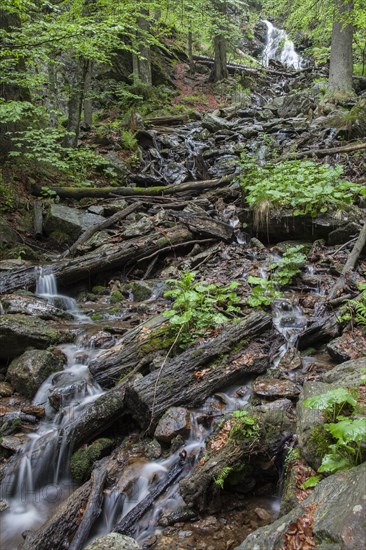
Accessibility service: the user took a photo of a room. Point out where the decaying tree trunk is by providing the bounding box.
[328,0,354,95]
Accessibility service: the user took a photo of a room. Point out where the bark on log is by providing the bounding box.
[68,464,107,550]
[21,480,92,550]
[114,456,186,537]
[193,54,310,77]
[63,202,142,258]
[284,142,366,160]
[328,223,366,300]
[166,210,233,241]
[31,176,235,200]
[145,114,189,126]
[0,226,193,294]
[126,312,274,433]
[89,315,169,388]
[296,314,340,350]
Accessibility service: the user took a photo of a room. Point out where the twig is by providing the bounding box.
[137,238,215,263]
[330,237,358,256]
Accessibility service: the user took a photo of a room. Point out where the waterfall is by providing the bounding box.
[262,20,304,70]
[35,267,81,316]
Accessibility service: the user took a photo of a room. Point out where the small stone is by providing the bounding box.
[278,347,302,371]
[0,381,14,397]
[0,435,25,452]
[84,533,141,550]
[0,499,9,512]
[21,405,45,418]
[252,377,300,398]
[154,407,191,443]
[254,507,272,521]
[88,205,105,216]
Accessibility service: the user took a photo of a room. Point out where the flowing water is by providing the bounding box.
[262,20,304,70]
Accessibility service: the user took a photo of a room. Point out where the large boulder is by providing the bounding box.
[44,204,105,241]
[84,533,141,550]
[1,293,72,321]
[7,348,67,398]
[321,357,366,388]
[0,314,70,359]
[234,462,366,550]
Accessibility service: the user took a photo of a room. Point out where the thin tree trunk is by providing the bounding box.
[213,34,228,81]
[63,58,90,148]
[83,61,93,128]
[328,0,354,95]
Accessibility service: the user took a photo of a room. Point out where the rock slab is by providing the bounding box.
[84,533,141,550]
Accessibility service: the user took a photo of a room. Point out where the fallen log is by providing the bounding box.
[284,141,366,160]
[328,223,366,300]
[89,315,170,388]
[31,175,235,200]
[126,312,274,433]
[296,314,340,350]
[193,54,311,77]
[63,202,142,258]
[114,454,187,537]
[66,313,275,446]
[68,463,108,550]
[145,114,189,126]
[21,479,92,550]
[0,225,194,294]
[166,210,233,241]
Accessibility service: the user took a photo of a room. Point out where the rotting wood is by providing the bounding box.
[68,463,108,550]
[284,141,366,160]
[296,314,340,350]
[166,210,233,241]
[145,114,189,126]
[31,174,236,200]
[114,454,187,537]
[63,202,142,258]
[21,480,92,550]
[328,223,366,300]
[0,226,194,294]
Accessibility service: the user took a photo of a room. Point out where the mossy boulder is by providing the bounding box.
[0,314,70,360]
[70,438,114,482]
[110,290,123,304]
[44,204,105,242]
[321,357,366,388]
[6,348,67,398]
[235,462,366,550]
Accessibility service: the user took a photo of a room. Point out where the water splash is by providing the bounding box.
[262,20,304,70]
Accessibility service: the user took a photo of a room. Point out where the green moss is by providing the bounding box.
[130,282,151,302]
[92,285,107,295]
[91,312,103,321]
[70,438,114,482]
[307,424,332,458]
[110,290,123,304]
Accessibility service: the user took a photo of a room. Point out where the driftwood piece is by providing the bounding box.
[0,226,193,294]
[31,176,235,200]
[89,315,169,388]
[114,455,186,537]
[21,480,92,550]
[33,201,43,238]
[296,314,340,350]
[167,210,233,241]
[126,312,273,432]
[328,223,366,300]
[68,463,108,550]
[63,202,142,258]
[284,142,366,160]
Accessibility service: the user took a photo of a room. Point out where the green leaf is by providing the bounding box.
[301,475,321,489]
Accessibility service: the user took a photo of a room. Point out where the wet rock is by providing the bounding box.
[322,357,366,388]
[0,314,70,360]
[88,205,105,216]
[0,434,25,453]
[44,204,105,241]
[0,499,9,512]
[202,113,230,132]
[327,336,353,363]
[254,507,272,521]
[104,199,128,215]
[84,533,141,550]
[234,462,366,550]
[122,217,153,238]
[70,438,114,482]
[7,348,67,398]
[296,381,330,470]
[21,405,45,418]
[252,377,300,399]
[326,330,366,364]
[1,293,72,320]
[0,219,20,248]
[154,406,191,443]
[192,516,221,534]
[0,381,14,397]
[278,347,302,371]
[257,398,293,412]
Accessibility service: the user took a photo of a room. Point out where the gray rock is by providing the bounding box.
[154,406,191,443]
[296,381,330,470]
[0,219,20,247]
[1,294,72,321]
[234,462,366,550]
[84,533,141,550]
[7,349,67,398]
[122,217,153,238]
[202,113,230,132]
[322,357,366,388]
[0,381,14,397]
[105,151,130,178]
[252,377,300,398]
[326,336,353,363]
[88,205,105,216]
[0,314,69,360]
[44,204,105,240]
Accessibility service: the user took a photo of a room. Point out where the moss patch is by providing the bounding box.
[70,438,114,482]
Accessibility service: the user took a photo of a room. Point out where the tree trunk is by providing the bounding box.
[63,58,90,148]
[83,61,93,128]
[212,34,228,81]
[328,0,354,95]
[133,10,152,85]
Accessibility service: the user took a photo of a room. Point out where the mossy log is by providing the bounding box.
[180,407,294,513]
[126,312,274,432]
[21,480,92,550]
[0,226,193,294]
[89,315,171,388]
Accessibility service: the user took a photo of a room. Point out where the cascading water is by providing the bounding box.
[0,273,104,550]
[262,20,304,70]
